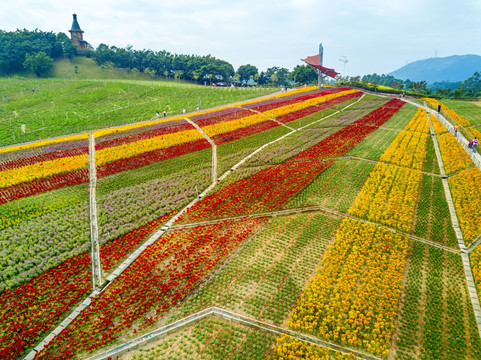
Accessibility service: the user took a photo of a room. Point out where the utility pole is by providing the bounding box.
[88,133,102,290]
[318,43,323,89]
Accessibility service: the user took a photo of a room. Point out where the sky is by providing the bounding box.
[2,0,481,77]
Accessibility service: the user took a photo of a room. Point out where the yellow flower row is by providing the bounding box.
[282,107,424,357]
[379,109,429,169]
[379,131,428,169]
[423,98,470,127]
[431,115,448,135]
[403,107,430,133]
[435,127,473,174]
[95,128,203,165]
[273,334,360,360]
[0,154,88,189]
[287,218,409,357]
[348,163,421,232]
[448,167,481,244]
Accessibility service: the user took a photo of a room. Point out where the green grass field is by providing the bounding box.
[0,57,277,147]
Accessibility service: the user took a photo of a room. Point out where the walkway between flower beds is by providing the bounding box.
[23,93,366,360]
[85,307,383,360]
[171,205,460,255]
[243,106,296,131]
[419,105,481,337]
[184,117,217,184]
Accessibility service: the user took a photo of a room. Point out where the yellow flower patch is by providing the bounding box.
[287,218,408,357]
[348,163,421,232]
[448,167,481,244]
[436,132,473,174]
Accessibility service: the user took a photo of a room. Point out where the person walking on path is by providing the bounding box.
[163,110,166,118]
[473,137,478,153]
[454,124,459,137]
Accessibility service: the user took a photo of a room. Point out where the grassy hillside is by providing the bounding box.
[0,58,276,146]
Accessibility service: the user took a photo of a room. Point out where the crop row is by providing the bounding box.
[119,317,276,360]
[413,174,457,247]
[286,159,374,213]
[0,150,211,292]
[435,130,473,174]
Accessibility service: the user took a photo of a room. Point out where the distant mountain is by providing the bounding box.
[389,54,481,84]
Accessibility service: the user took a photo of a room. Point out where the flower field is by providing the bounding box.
[2,86,481,360]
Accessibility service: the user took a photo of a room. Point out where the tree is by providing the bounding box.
[237,64,258,83]
[56,33,77,61]
[290,65,317,85]
[23,51,54,77]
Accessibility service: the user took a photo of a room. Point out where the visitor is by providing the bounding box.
[454,124,459,137]
[183,108,186,114]
[196,104,199,112]
[473,137,478,153]
[163,110,166,118]
[155,110,159,117]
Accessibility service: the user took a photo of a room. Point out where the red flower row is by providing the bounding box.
[0,169,89,205]
[177,160,333,223]
[0,213,173,360]
[0,139,211,204]
[95,121,193,150]
[100,212,174,271]
[34,219,265,360]
[291,98,405,161]
[0,253,92,360]
[211,120,279,145]
[193,107,252,128]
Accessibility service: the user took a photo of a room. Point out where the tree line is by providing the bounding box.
[345,73,481,98]
[0,29,319,86]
